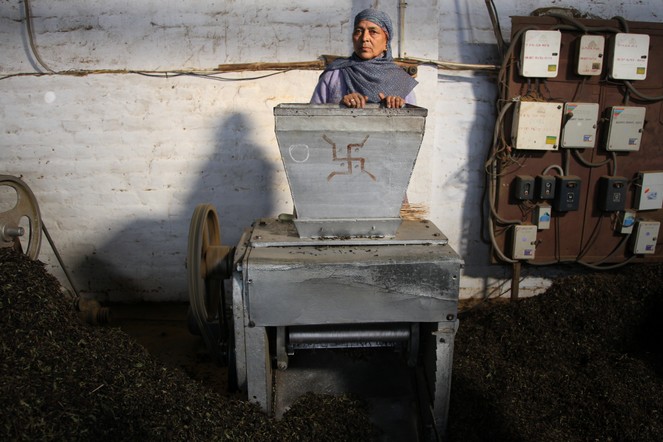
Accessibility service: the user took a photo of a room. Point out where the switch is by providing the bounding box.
[514,175,535,200]
[598,176,627,212]
[554,176,582,212]
[536,175,556,200]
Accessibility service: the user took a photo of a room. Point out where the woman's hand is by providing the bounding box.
[342,93,368,108]
[378,92,405,108]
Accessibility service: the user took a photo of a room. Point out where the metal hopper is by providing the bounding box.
[274,103,427,238]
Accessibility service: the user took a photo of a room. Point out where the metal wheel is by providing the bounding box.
[187,204,233,364]
[0,175,42,260]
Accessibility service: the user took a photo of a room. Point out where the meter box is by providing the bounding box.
[576,35,605,76]
[511,225,537,260]
[561,103,599,148]
[520,30,562,78]
[512,101,563,150]
[635,171,663,210]
[608,33,649,80]
[631,220,659,254]
[605,106,646,152]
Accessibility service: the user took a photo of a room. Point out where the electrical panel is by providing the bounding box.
[605,106,646,152]
[512,101,563,150]
[520,30,562,78]
[553,176,581,212]
[608,33,650,80]
[511,225,537,259]
[598,176,627,212]
[632,220,660,254]
[561,103,599,148]
[494,17,663,265]
[576,35,605,76]
[635,171,663,210]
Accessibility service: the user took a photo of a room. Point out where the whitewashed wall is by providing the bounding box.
[1,0,662,302]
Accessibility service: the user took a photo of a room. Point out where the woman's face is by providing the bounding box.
[352,20,388,60]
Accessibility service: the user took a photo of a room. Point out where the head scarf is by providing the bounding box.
[324,8,418,103]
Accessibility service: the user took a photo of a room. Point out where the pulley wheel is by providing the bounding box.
[0,175,42,260]
[187,203,233,363]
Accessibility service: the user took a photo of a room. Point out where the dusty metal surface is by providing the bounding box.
[231,218,462,440]
[274,104,427,238]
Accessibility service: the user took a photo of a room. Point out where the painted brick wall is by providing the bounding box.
[1,0,662,301]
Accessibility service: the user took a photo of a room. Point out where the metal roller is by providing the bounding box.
[287,323,411,346]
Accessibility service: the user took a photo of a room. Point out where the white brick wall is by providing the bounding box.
[2,0,662,301]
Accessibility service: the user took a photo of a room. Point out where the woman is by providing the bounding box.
[311,8,417,108]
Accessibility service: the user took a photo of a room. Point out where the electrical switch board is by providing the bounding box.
[520,30,562,77]
[608,33,650,80]
[553,176,581,212]
[512,101,563,150]
[561,103,599,148]
[598,176,628,212]
[514,175,535,200]
[635,171,663,210]
[605,106,646,152]
[511,225,537,259]
[536,175,556,200]
[632,220,660,254]
[576,35,605,76]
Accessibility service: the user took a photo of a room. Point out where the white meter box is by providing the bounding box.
[605,106,646,151]
[576,35,605,76]
[609,33,650,80]
[632,220,659,254]
[512,101,563,150]
[520,30,561,78]
[635,171,663,210]
[561,103,599,148]
[511,225,537,260]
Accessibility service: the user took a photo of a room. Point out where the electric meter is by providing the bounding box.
[608,33,650,80]
[605,106,646,152]
[511,101,563,150]
[561,103,599,149]
[520,30,562,78]
[576,35,605,76]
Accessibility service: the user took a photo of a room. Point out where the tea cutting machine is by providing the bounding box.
[187,104,462,440]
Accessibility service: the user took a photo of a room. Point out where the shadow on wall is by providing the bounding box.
[72,112,277,302]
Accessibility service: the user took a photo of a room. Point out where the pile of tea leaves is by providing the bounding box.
[448,262,663,441]
[3,245,663,441]
[0,248,377,441]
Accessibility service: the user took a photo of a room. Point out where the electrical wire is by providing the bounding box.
[484,0,506,59]
[23,0,55,73]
